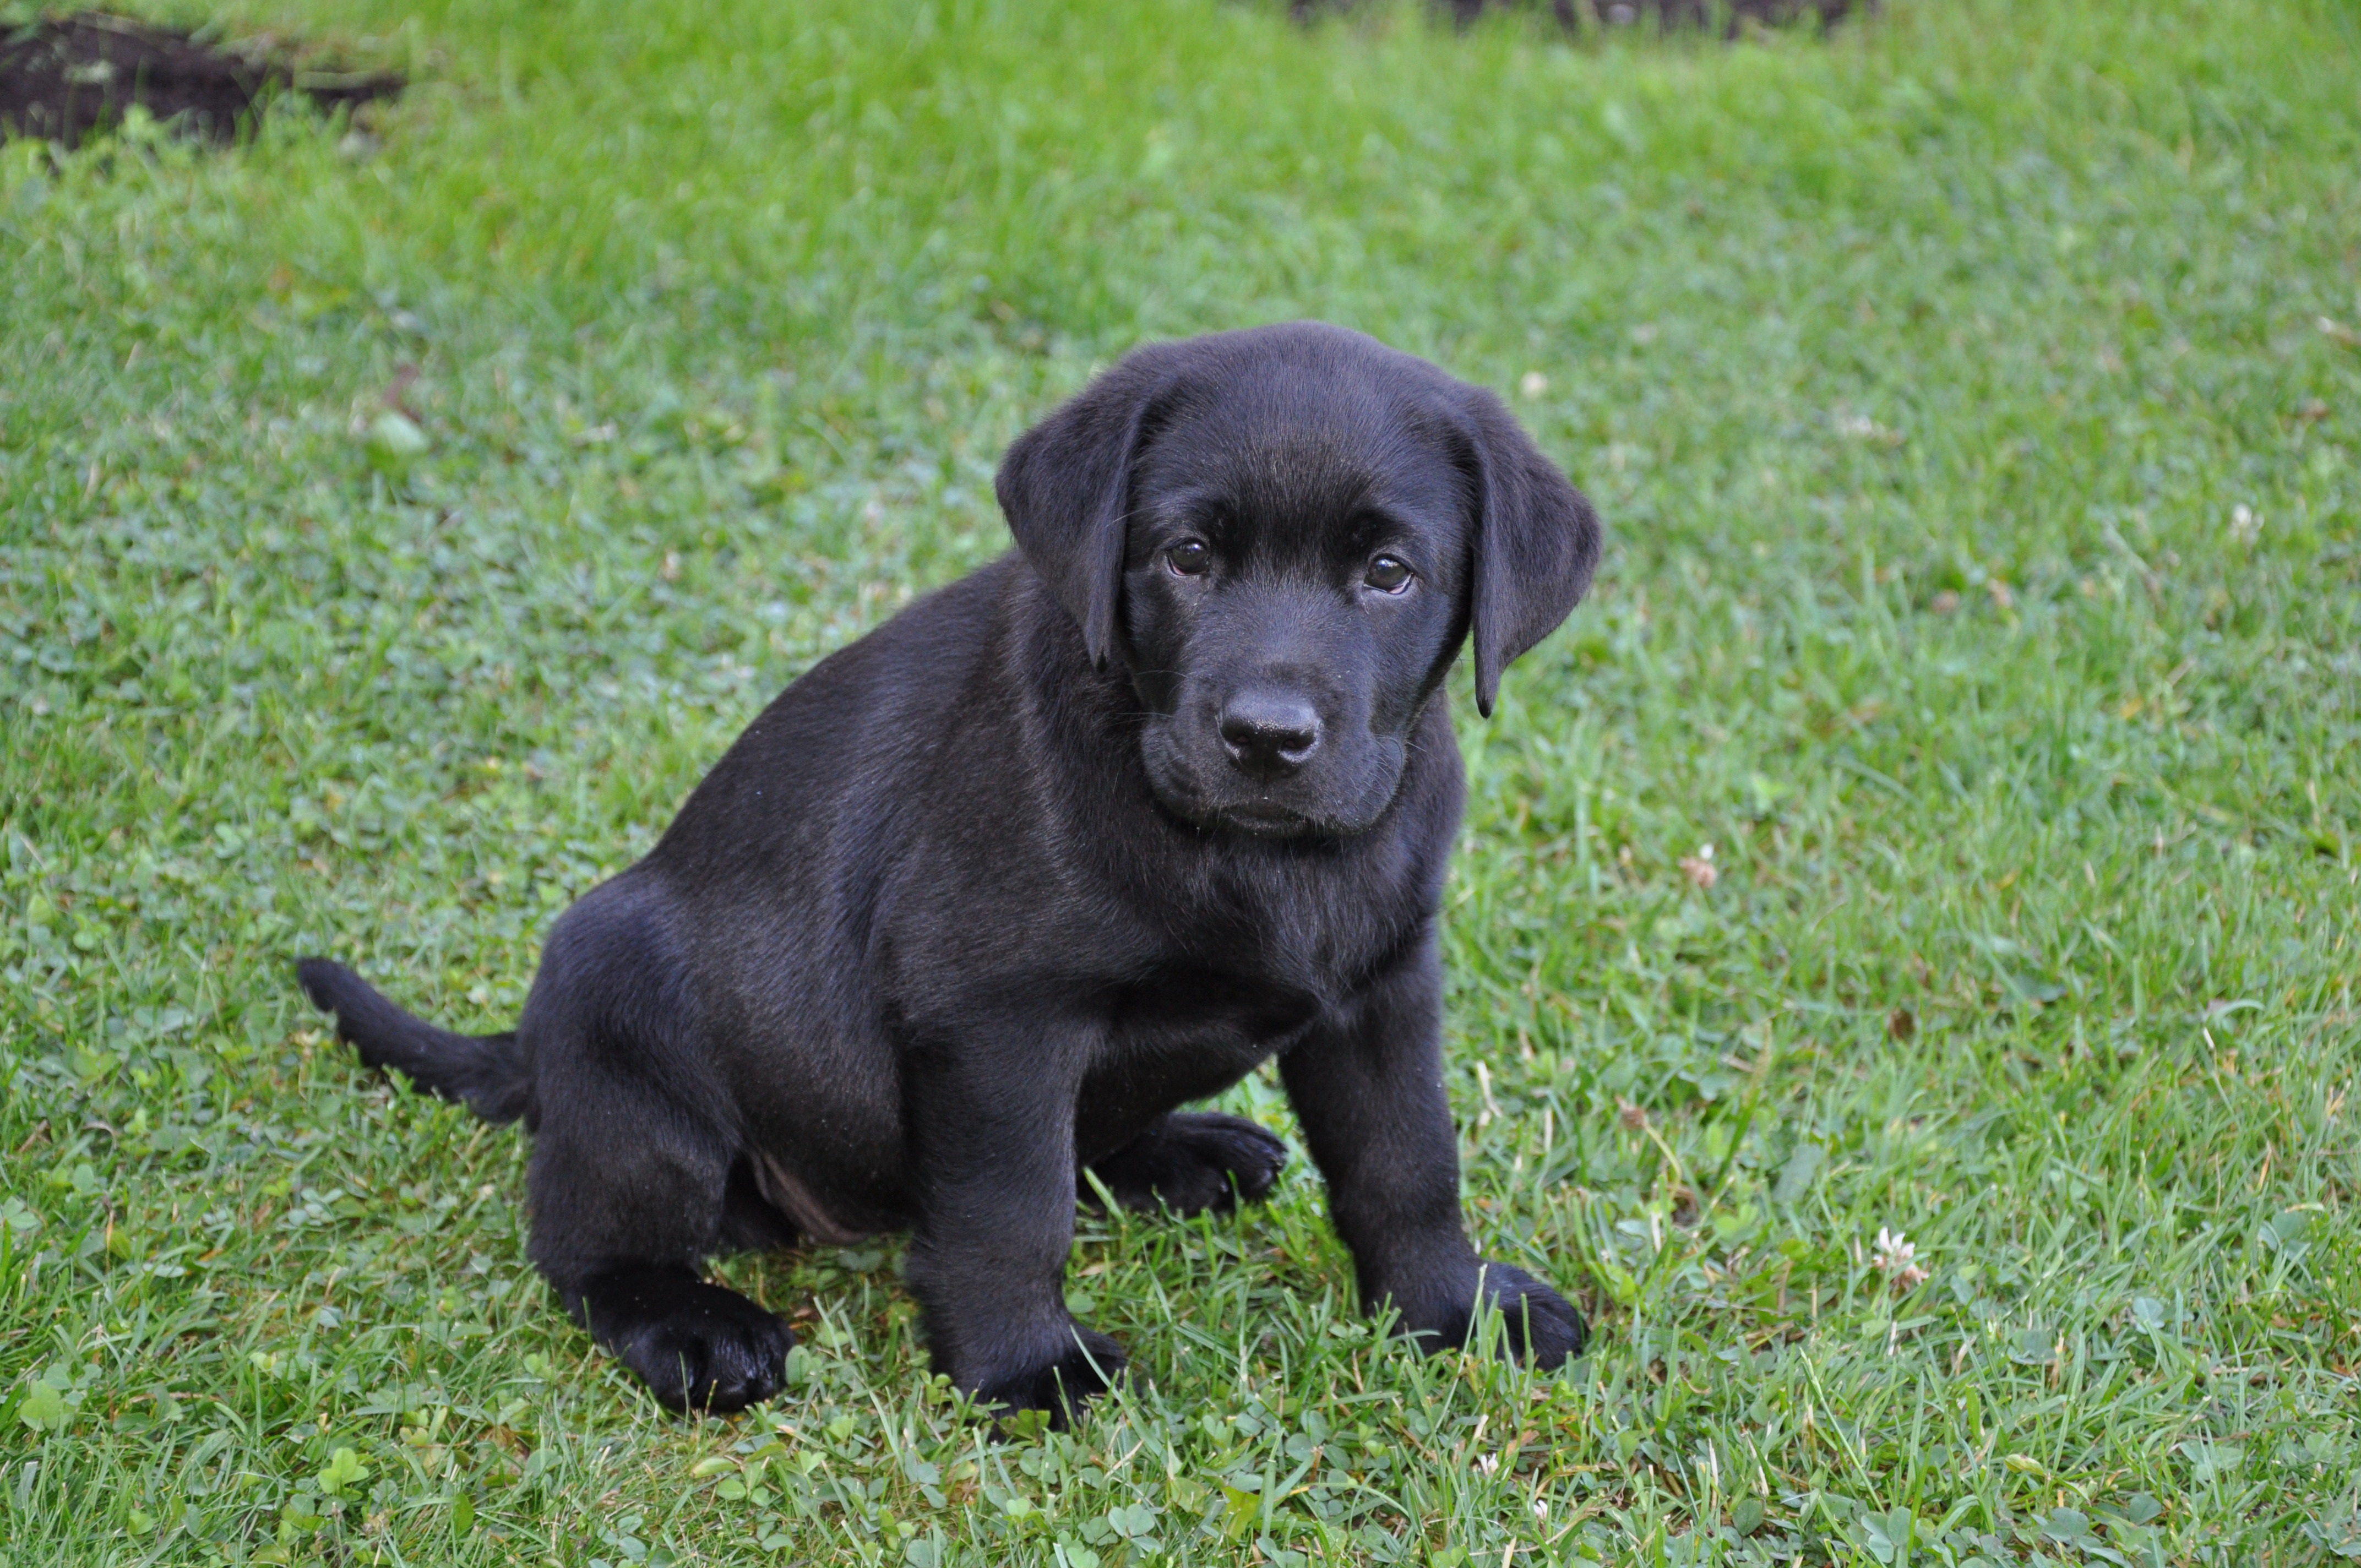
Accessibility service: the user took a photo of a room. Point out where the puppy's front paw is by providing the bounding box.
[1390,1261,1586,1371]
[1086,1112,1288,1216]
[579,1267,796,1414]
[1473,1261,1587,1369]
[973,1324,1128,1429]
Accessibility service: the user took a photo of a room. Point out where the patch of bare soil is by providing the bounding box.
[0,12,402,148]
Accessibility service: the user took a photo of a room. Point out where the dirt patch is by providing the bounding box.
[0,12,402,148]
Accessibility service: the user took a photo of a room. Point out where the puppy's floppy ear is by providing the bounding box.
[1459,386,1603,718]
[996,350,1178,669]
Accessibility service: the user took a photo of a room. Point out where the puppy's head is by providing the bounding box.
[998,322,1601,839]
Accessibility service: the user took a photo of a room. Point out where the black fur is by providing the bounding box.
[298,958,527,1124]
[299,322,1602,1419]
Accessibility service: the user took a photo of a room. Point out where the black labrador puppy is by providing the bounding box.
[297,321,1602,1420]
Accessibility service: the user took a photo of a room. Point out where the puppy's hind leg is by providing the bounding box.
[521,891,793,1414]
[1084,1113,1288,1216]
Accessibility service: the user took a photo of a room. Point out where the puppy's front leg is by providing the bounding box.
[903,1032,1122,1424]
[1281,935,1586,1368]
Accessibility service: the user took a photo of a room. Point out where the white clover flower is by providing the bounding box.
[1873,1227,1930,1292]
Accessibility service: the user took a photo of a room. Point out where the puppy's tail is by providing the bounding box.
[296,957,531,1125]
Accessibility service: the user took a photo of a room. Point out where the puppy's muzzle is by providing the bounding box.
[1218,689,1322,779]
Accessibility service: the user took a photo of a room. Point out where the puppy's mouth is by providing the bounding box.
[1138,720,1407,842]
[1144,762,1405,842]
[1203,800,1318,839]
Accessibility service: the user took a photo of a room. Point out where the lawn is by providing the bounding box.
[2,0,2358,1562]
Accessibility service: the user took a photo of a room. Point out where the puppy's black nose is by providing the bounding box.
[1218,692,1321,776]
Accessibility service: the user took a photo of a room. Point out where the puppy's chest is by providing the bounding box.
[1108,878,1404,1057]
[1160,857,1416,993]
[1092,968,1320,1118]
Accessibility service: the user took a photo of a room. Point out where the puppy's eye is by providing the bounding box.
[1364,554,1413,594]
[1166,539,1211,576]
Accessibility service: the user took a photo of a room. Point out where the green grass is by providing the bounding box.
[3,0,2358,1561]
